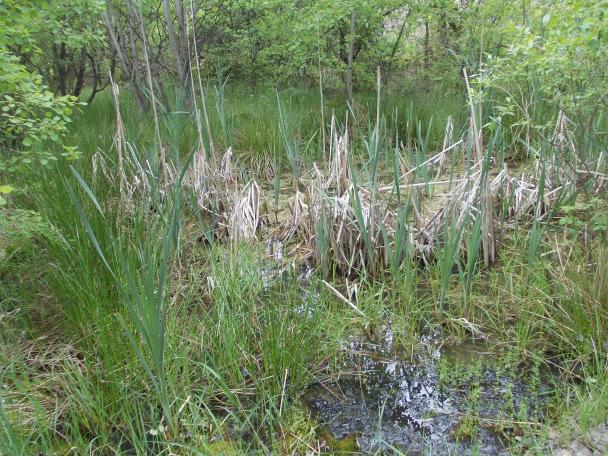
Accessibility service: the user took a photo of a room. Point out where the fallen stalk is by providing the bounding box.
[322,280,365,316]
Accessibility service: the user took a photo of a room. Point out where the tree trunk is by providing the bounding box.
[162,0,186,87]
[102,0,148,110]
[86,50,115,104]
[53,43,68,96]
[386,10,410,85]
[73,48,87,97]
[175,0,189,78]
[121,0,154,109]
[347,11,356,106]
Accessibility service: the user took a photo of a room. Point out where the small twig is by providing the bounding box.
[397,140,464,182]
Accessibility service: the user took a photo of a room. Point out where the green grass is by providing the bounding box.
[70,82,465,173]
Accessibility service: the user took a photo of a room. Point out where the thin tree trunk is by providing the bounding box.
[102,10,130,75]
[136,0,165,180]
[386,10,410,83]
[53,43,68,95]
[73,48,87,97]
[162,0,187,88]
[317,23,326,159]
[175,0,189,75]
[102,0,148,110]
[125,0,150,109]
[347,11,356,106]
[189,0,214,157]
[86,51,115,104]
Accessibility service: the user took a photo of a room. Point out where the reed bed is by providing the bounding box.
[95,77,606,283]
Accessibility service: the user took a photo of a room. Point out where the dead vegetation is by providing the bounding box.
[0,338,85,431]
[95,76,607,280]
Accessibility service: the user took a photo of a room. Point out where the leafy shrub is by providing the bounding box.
[0,50,78,173]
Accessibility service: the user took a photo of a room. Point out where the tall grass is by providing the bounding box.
[69,153,193,433]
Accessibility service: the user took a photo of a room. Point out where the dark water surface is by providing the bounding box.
[304,333,549,455]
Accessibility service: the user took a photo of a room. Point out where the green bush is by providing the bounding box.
[483,0,608,145]
[0,50,78,173]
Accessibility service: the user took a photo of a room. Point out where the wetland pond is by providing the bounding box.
[303,331,552,455]
[259,256,555,454]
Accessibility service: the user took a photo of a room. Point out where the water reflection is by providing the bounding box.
[304,336,547,455]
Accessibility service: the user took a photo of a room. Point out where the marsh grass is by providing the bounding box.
[1,73,607,455]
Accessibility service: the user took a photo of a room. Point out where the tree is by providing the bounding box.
[39,0,107,98]
[102,0,151,110]
[6,0,110,101]
[483,0,608,151]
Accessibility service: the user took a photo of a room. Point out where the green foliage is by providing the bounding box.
[0,208,46,261]
[200,0,405,87]
[0,51,78,171]
[483,0,608,140]
[0,1,79,175]
[0,184,13,206]
[37,0,105,50]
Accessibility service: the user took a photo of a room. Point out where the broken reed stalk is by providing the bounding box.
[228,180,261,242]
[384,140,463,191]
[375,65,381,155]
[464,68,495,266]
[322,280,365,316]
[185,15,207,161]
[109,74,128,198]
[436,115,454,179]
[366,65,382,267]
[329,114,350,195]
